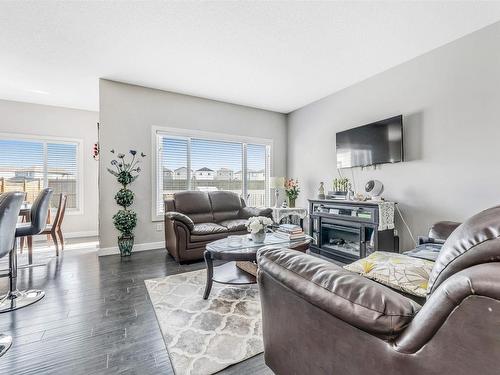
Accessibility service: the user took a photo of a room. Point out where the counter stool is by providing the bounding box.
[0,192,25,356]
[0,188,52,313]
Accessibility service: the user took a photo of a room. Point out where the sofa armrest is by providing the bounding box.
[240,207,273,219]
[394,262,500,353]
[257,247,421,338]
[428,221,461,241]
[417,236,446,245]
[165,211,194,230]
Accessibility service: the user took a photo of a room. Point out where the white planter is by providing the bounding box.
[251,230,266,243]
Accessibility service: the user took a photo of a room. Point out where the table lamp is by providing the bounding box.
[270,177,285,208]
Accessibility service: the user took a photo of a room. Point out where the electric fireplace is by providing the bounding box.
[309,199,398,263]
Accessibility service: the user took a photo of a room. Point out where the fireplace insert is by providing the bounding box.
[321,222,362,259]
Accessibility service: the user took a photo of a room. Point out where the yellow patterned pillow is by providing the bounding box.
[344,251,434,297]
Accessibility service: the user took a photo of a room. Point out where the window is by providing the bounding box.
[246,144,268,208]
[153,128,271,219]
[0,135,82,212]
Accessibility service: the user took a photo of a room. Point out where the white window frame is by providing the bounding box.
[151,126,273,221]
[0,132,84,215]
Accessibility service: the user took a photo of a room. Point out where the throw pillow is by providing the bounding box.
[344,251,434,297]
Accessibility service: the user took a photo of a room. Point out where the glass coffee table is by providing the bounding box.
[203,232,312,299]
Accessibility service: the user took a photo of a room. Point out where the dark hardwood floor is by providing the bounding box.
[0,243,272,374]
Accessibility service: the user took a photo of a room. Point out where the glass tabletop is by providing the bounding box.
[206,232,313,253]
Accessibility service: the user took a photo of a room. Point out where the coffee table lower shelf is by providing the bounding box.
[204,261,256,300]
[213,261,257,285]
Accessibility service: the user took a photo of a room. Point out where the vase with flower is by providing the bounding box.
[246,216,273,243]
[284,178,300,208]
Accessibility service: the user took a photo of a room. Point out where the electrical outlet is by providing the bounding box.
[156,223,163,232]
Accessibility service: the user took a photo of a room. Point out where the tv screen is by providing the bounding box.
[336,115,403,168]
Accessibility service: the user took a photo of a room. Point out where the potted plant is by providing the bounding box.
[246,216,273,243]
[333,177,351,196]
[107,149,146,256]
[284,178,300,208]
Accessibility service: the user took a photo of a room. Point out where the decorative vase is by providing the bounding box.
[318,182,325,199]
[288,197,296,208]
[118,235,134,257]
[251,229,266,244]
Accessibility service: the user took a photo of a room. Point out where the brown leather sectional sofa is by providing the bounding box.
[257,205,500,375]
[164,190,272,263]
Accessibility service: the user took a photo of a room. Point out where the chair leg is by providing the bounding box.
[27,236,33,265]
[8,246,17,293]
[57,229,64,251]
[51,232,59,256]
[19,237,24,253]
[0,334,12,357]
[0,244,45,312]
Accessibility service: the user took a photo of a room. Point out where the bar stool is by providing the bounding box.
[0,188,53,313]
[0,192,25,356]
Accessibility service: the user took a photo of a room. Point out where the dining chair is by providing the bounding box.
[0,191,25,356]
[16,188,55,265]
[39,193,67,255]
[0,188,53,313]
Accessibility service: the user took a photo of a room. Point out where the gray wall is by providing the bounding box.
[99,80,287,250]
[0,99,99,236]
[288,22,500,251]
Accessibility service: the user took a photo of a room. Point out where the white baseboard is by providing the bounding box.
[32,230,99,242]
[65,230,99,239]
[97,241,164,256]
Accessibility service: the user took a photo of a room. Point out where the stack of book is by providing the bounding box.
[274,224,305,240]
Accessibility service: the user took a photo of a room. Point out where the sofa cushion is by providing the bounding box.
[191,222,228,235]
[344,251,434,298]
[209,191,243,222]
[218,219,248,232]
[189,231,232,244]
[174,191,214,223]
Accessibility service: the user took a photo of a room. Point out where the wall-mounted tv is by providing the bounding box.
[336,115,403,169]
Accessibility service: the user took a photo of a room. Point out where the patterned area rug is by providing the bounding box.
[145,269,263,375]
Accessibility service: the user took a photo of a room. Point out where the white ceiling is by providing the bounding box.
[1,1,500,114]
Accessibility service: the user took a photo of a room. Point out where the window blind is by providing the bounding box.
[155,132,271,217]
[47,142,78,209]
[158,136,189,215]
[0,138,80,210]
[191,138,243,195]
[246,144,269,208]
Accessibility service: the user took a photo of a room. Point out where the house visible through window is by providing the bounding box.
[0,137,81,211]
[154,130,271,218]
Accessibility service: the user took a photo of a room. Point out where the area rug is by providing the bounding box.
[145,269,263,375]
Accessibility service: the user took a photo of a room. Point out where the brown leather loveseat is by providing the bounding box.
[257,205,500,375]
[164,190,272,263]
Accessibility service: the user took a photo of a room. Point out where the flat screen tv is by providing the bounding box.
[336,115,403,169]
